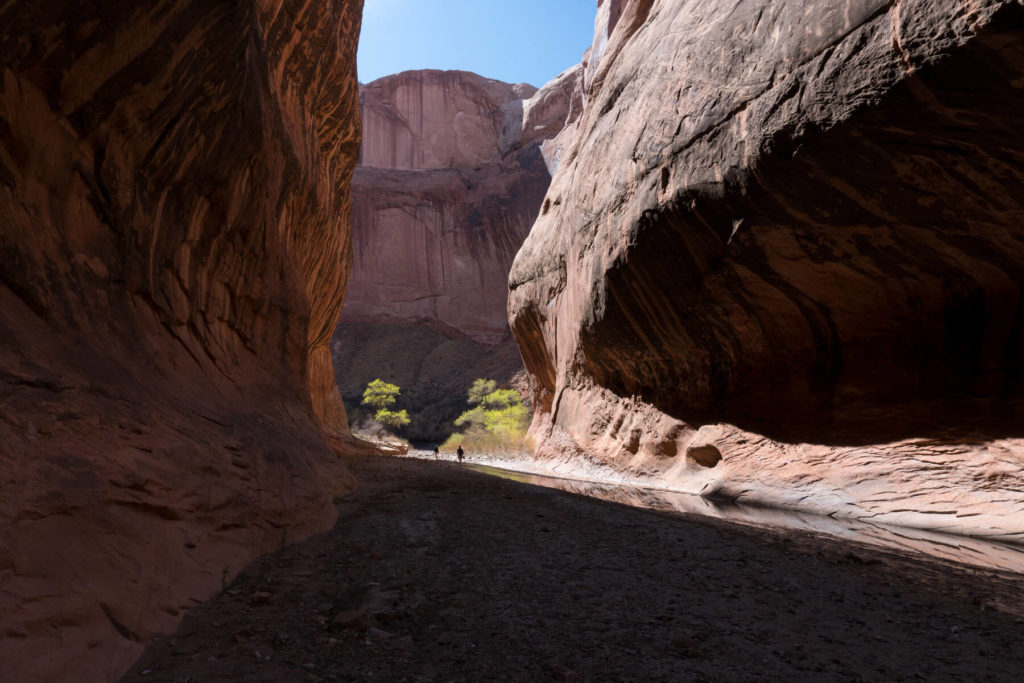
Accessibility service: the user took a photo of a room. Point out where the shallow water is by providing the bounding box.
[462,462,1024,575]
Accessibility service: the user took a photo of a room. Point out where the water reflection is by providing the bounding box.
[467,463,1024,574]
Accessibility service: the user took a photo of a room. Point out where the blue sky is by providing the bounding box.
[358,0,596,88]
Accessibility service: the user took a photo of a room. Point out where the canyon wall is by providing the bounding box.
[342,69,582,343]
[510,0,1024,539]
[334,69,581,439]
[0,1,363,679]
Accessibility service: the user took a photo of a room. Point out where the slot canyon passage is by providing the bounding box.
[329,66,581,442]
[2,1,1024,682]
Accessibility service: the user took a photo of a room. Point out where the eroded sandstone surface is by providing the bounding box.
[510,0,1024,538]
[334,69,581,437]
[0,1,363,679]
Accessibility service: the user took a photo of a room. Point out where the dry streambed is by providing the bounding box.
[125,455,1024,682]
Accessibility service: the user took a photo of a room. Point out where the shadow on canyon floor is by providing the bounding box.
[124,455,1024,682]
[465,462,1024,574]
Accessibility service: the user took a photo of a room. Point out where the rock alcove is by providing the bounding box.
[509,0,1024,536]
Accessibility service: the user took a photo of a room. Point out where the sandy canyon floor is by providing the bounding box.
[124,455,1024,682]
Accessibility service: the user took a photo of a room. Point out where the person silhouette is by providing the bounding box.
[433,444,439,460]
[456,445,464,465]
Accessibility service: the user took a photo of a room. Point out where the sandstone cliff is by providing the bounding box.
[510,0,1024,539]
[0,1,363,679]
[342,69,581,343]
[334,69,581,438]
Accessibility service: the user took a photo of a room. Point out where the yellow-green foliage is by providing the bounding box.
[361,379,410,430]
[362,378,399,410]
[447,378,530,452]
[375,407,410,429]
[466,378,497,405]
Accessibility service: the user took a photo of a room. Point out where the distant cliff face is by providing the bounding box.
[359,70,535,171]
[510,0,1024,538]
[334,69,581,438]
[0,1,363,679]
[341,69,582,344]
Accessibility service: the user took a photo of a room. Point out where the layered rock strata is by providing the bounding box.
[0,1,363,679]
[510,0,1024,540]
[334,69,581,437]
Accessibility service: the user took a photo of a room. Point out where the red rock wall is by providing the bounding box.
[341,69,581,344]
[0,1,363,679]
[333,69,582,440]
[510,0,1024,538]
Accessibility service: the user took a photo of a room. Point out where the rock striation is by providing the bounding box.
[0,1,363,679]
[334,69,581,437]
[510,0,1024,539]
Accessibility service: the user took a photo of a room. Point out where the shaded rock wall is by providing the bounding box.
[510,0,1024,539]
[0,0,363,679]
[332,322,526,442]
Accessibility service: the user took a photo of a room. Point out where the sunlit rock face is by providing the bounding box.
[0,1,363,679]
[334,69,581,437]
[341,69,582,344]
[510,0,1024,539]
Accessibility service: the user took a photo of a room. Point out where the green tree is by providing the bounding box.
[375,407,411,429]
[362,378,400,411]
[362,379,410,431]
[483,400,529,439]
[467,378,498,405]
[453,405,486,431]
[480,388,521,410]
[450,379,530,446]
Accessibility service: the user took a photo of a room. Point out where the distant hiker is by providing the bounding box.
[433,444,439,460]
[456,445,465,465]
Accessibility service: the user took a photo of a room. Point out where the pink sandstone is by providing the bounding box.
[509,0,1024,541]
